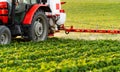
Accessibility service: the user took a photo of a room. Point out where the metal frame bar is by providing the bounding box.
[60,25,120,34]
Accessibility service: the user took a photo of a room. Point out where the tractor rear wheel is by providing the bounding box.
[0,26,11,44]
[27,11,48,42]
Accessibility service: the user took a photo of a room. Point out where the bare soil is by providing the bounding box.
[54,31,120,40]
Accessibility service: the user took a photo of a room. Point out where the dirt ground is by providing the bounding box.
[54,31,120,40]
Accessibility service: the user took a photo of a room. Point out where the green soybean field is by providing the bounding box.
[1,0,120,72]
[1,38,120,72]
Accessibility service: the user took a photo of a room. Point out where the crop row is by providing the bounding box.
[0,38,120,72]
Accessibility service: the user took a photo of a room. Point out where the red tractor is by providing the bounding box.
[0,0,66,44]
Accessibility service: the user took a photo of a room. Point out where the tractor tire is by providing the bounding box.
[26,11,48,42]
[0,26,11,44]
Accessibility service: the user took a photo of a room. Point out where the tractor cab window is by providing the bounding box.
[23,0,30,4]
[16,0,30,4]
[31,0,37,4]
[22,0,37,4]
[15,0,38,13]
[15,0,26,13]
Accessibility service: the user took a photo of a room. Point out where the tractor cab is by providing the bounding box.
[15,0,38,13]
[14,0,48,22]
[14,0,32,22]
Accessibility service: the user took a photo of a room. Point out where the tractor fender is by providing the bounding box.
[22,4,51,25]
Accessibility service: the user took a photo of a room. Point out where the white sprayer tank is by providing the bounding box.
[47,0,66,25]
